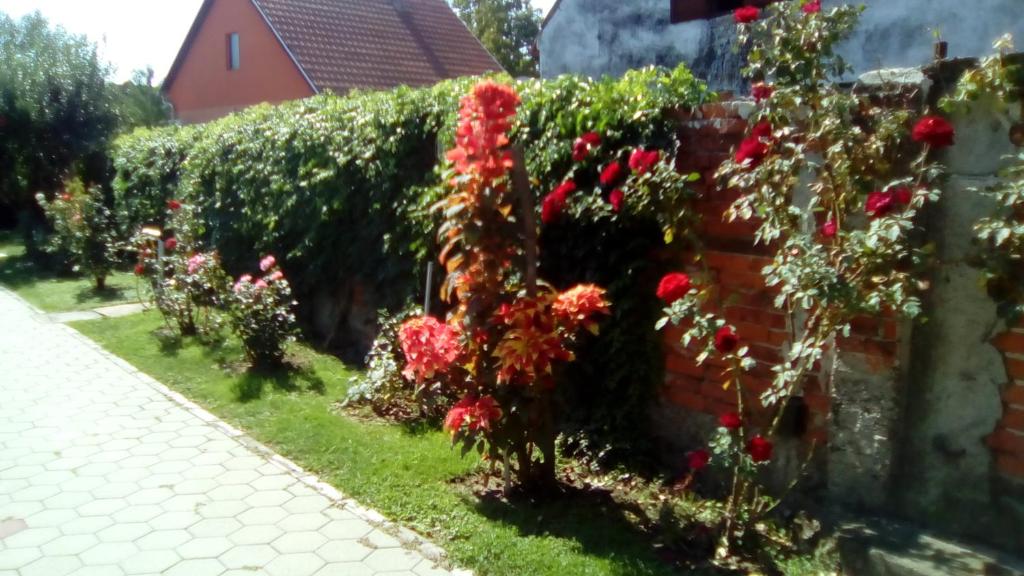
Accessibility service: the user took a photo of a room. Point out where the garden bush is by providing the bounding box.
[109,63,711,459]
[36,178,118,290]
[228,255,298,369]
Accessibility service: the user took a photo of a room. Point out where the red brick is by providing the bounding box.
[704,251,772,275]
[988,428,1024,455]
[1002,407,1024,432]
[666,354,707,379]
[724,307,788,330]
[996,453,1024,479]
[993,330,1024,354]
[804,391,831,414]
[1007,359,1024,381]
[1005,384,1024,405]
[837,337,898,360]
[664,387,706,412]
[701,380,740,404]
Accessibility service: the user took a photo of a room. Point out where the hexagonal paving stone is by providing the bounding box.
[283,495,328,514]
[2,526,61,548]
[229,524,283,546]
[60,516,114,536]
[126,487,175,506]
[278,512,331,532]
[264,552,325,576]
[320,519,372,541]
[197,499,248,519]
[189,518,242,538]
[73,566,126,576]
[24,508,78,528]
[364,548,424,572]
[113,504,164,524]
[218,543,278,570]
[120,549,181,574]
[164,558,226,576]
[315,540,374,563]
[97,522,152,543]
[79,498,129,517]
[272,531,328,554]
[313,563,375,576]
[177,536,234,560]
[40,533,99,556]
[250,474,295,491]
[149,511,203,531]
[243,489,292,508]
[363,529,403,549]
[19,555,82,576]
[0,547,42,570]
[236,506,289,526]
[136,529,192,551]
[92,483,142,499]
[81,542,139,565]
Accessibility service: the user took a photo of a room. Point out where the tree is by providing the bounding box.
[111,68,172,132]
[450,0,541,77]
[0,11,117,233]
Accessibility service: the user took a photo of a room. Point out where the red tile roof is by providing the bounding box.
[251,0,503,93]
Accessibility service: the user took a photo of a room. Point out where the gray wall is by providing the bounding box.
[539,0,1024,91]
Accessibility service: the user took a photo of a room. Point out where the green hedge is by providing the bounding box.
[111,65,711,459]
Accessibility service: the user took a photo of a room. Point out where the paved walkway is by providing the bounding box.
[0,288,463,576]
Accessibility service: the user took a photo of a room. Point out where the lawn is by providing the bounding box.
[0,231,144,312]
[73,311,689,576]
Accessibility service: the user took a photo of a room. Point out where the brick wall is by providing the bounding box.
[991,326,1024,481]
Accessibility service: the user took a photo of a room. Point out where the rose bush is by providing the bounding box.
[36,178,118,290]
[228,255,298,369]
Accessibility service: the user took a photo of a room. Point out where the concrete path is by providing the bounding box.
[0,288,464,576]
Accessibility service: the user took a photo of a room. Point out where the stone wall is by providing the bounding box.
[650,62,1024,552]
[539,0,1024,93]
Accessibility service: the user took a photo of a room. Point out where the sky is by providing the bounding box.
[0,0,558,84]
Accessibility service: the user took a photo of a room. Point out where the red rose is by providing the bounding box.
[600,162,626,188]
[821,219,837,238]
[735,137,769,168]
[734,6,759,23]
[750,121,773,140]
[573,132,602,162]
[802,1,822,14]
[657,272,692,304]
[912,116,955,149]
[719,412,742,430]
[541,181,575,225]
[714,326,739,354]
[628,148,661,175]
[747,435,774,463]
[609,188,624,212]
[688,449,711,471]
[866,188,912,219]
[167,200,182,211]
[164,237,178,251]
[752,82,774,102]
[134,263,145,276]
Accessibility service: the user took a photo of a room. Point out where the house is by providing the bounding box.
[163,0,502,123]
[539,0,1024,90]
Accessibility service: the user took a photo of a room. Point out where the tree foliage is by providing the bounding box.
[451,0,541,77]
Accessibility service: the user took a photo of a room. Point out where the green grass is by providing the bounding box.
[73,311,686,576]
[0,231,144,312]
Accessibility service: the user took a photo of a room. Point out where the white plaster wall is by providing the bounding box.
[540,0,1024,89]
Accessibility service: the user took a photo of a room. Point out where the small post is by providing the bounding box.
[511,145,537,296]
[424,262,434,316]
[934,41,948,61]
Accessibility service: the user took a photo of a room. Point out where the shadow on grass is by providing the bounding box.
[234,362,327,402]
[466,484,732,576]
[74,284,130,306]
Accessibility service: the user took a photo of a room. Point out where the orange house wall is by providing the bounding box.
[165,0,314,124]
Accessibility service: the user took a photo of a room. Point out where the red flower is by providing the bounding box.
[164,237,177,251]
[628,148,661,175]
[134,263,145,276]
[573,132,602,162]
[714,326,739,354]
[553,284,610,330]
[444,395,503,434]
[656,273,692,304]
[60,193,72,202]
[398,316,464,383]
[541,180,576,224]
[599,162,627,189]
[821,219,837,238]
[735,137,769,168]
[609,188,624,212]
[747,435,774,463]
[750,121,773,140]
[167,200,182,211]
[802,1,822,14]
[912,116,955,149]
[734,6,759,23]
[752,82,774,102]
[719,412,742,430]
[866,188,913,219]
[688,449,711,471]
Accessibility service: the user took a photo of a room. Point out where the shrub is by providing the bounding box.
[228,255,298,369]
[111,125,195,240]
[35,178,118,289]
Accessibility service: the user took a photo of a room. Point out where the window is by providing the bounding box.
[670,0,777,24]
[228,33,240,70]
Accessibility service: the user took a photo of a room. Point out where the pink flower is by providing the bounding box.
[572,132,602,162]
[268,270,285,282]
[260,255,277,272]
[254,280,269,290]
[628,148,661,175]
[164,237,177,251]
[398,316,464,383]
[688,449,711,471]
[234,274,253,294]
[821,219,838,238]
[187,254,206,275]
[802,1,822,14]
[609,188,624,212]
[734,6,759,24]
